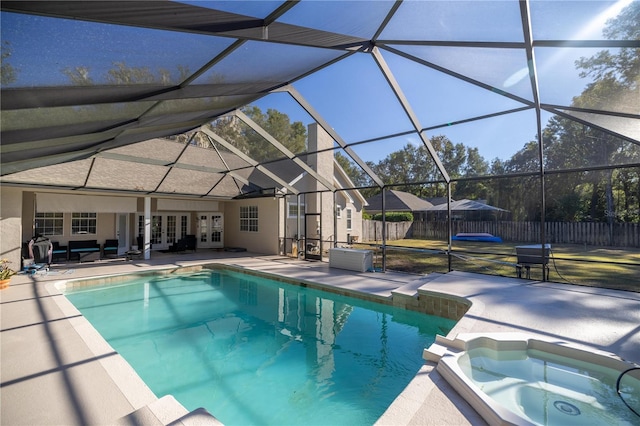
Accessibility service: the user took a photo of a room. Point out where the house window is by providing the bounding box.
[35,212,64,236]
[346,208,352,230]
[71,212,97,234]
[287,202,305,218]
[336,205,342,219]
[240,205,258,232]
[181,215,188,239]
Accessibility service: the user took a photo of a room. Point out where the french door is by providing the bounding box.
[197,212,224,249]
[137,213,189,250]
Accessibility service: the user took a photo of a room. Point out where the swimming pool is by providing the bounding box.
[64,267,456,425]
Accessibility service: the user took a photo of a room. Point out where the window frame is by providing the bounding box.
[34,212,64,236]
[240,205,259,232]
[71,212,97,235]
[346,208,352,230]
[287,202,305,219]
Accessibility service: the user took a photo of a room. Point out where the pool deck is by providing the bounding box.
[2,251,639,425]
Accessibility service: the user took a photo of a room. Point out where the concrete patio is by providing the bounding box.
[1,250,639,425]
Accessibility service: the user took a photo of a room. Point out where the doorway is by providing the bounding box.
[137,213,190,250]
[116,213,129,255]
[304,212,322,260]
[197,212,224,249]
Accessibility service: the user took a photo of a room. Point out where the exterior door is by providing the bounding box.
[197,212,224,248]
[138,213,189,250]
[151,215,166,249]
[116,213,129,255]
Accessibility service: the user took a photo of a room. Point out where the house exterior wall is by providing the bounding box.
[1,186,24,268]
[4,186,283,258]
[23,190,128,244]
[334,191,363,244]
[224,198,279,254]
[281,123,366,250]
[307,123,335,247]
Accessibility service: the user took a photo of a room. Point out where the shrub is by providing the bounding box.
[371,212,413,222]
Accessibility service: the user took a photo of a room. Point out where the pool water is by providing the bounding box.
[460,347,640,426]
[65,269,455,425]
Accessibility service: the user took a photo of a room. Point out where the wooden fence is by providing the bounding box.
[362,220,640,248]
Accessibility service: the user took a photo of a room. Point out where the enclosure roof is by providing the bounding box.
[1,1,638,199]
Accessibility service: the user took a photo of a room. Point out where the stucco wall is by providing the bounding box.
[22,191,118,245]
[1,187,24,268]
[224,198,280,254]
[7,187,281,256]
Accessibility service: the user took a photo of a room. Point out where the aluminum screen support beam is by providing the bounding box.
[143,196,151,260]
[203,134,246,196]
[234,110,336,192]
[447,182,453,272]
[200,126,299,195]
[275,85,385,189]
[520,0,547,282]
[371,47,451,184]
[382,187,386,272]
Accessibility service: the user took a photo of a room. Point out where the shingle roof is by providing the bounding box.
[365,190,433,213]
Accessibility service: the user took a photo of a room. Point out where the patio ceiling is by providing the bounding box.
[1,1,638,199]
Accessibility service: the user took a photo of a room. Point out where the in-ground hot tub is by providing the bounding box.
[426,333,640,426]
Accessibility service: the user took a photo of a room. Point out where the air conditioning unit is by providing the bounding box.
[329,248,373,272]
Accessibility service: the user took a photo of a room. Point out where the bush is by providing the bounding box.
[371,212,413,222]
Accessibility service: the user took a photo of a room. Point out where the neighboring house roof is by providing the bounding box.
[427,199,508,212]
[424,197,450,206]
[365,190,433,213]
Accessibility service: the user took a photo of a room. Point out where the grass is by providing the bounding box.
[353,239,640,293]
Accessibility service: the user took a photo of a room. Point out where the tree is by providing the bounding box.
[62,66,93,85]
[107,62,156,84]
[1,41,17,85]
[538,1,640,223]
[335,152,367,188]
[454,147,490,200]
[207,106,307,163]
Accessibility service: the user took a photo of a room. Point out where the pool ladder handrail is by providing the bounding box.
[616,367,640,418]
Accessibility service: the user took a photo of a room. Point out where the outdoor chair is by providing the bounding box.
[184,235,197,251]
[28,236,53,264]
[103,239,119,258]
[169,239,187,253]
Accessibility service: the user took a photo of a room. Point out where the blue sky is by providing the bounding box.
[2,0,631,165]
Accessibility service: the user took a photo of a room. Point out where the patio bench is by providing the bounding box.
[68,240,101,262]
[52,241,68,262]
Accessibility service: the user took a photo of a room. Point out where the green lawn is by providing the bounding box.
[354,239,640,293]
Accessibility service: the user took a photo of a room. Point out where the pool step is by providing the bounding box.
[116,395,222,426]
[392,273,443,298]
[423,335,461,363]
[391,273,443,310]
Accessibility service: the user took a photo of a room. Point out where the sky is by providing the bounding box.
[1,0,633,165]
